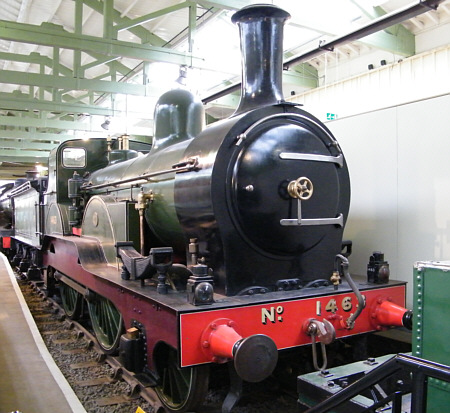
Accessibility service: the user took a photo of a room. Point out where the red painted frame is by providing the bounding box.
[42,235,407,372]
[2,236,11,249]
[42,236,178,371]
[179,285,406,367]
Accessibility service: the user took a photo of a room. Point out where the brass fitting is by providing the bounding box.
[135,189,153,212]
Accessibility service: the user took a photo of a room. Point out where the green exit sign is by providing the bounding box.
[326,113,337,120]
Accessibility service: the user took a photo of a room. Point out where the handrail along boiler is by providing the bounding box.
[3,5,412,413]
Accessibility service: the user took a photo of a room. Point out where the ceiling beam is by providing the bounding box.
[197,0,253,11]
[0,158,47,166]
[0,157,46,165]
[361,27,414,56]
[0,148,50,158]
[206,92,239,107]
[0,50,137,109]
[202,0,446,103]
[285,63,318,89]
[0,69,146,96]
[284,0,445,69]
[0,129,75,143]
[203,68,319,103]
[0,50,43,64]
[0,138,58,151]
[0,20,204,67]
[0,92,113,116]
[0,1,214,124]
[82,0,167,46]
[115,1,192,33]
[0,115,100,132]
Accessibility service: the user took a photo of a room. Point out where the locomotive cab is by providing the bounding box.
[44,137,152,238]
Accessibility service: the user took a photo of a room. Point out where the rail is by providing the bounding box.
[80,157,198,191]
[304,353,450,413]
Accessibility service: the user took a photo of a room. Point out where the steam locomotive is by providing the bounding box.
[0,5,411,412]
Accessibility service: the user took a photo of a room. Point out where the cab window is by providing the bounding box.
[62,147,86,168]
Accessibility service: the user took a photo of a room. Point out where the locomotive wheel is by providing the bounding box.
[60,283,82,320]
[87,292,123,354]
[155,345,209,412]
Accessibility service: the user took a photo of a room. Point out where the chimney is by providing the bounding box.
[231,5,290,115]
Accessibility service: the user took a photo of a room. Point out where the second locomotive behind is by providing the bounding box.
[6,4,412,413]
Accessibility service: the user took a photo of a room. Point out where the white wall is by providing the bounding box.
[417,20,450,53]
[288,44,450,124]
[327,93,450,308]
[286,30,450,308]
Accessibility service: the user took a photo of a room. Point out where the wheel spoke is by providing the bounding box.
[155,345,209,412]
[87,292,123,354]
[60,282,82,320]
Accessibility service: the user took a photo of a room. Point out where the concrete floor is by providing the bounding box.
[0,253,86,413]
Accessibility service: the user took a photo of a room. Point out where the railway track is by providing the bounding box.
[17,274,163,413]
[16,271,300,413]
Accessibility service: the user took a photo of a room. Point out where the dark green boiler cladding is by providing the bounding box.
[87,89,204,252]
